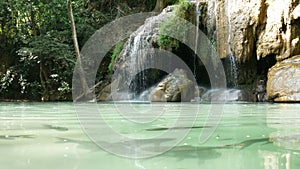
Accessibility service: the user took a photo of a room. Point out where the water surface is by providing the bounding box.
[0,102,300,169]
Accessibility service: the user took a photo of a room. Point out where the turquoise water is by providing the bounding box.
[0,102,300,169]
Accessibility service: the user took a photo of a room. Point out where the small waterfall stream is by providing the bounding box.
[227,0,232,55]
[194,1,201,77]
[228,54,238,87]
[226,0,238,88]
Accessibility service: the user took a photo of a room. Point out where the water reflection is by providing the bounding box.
[1,103,300,169]
[259,151,291,169]
[266,104,300,150]
[264,104,300,169]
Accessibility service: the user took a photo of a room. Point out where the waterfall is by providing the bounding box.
[227,0,232,55]
[194,1,201,77]
[206,0,218,39]
[112,7,175,101]
[118,19,155,99]
[228,54,238,87]
[226,0,238,88]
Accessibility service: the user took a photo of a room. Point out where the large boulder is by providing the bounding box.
[267,55,300,102]
[150,69,195,102]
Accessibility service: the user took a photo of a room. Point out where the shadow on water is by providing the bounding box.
[54,136,270,158]
[163,145,222,162]
[55,137,100,152]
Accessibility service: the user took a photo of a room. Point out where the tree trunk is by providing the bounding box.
[154,0,166,12]
[30,2,37,36]
[39,61,48,101]
[67,0,90,99]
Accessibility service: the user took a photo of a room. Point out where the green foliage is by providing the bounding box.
[175,0,193,19]
[109,41,125,72]
[20,35,75,87]
[157,0,192,49]
[0,0,100,100]
[158,17,181,49]
[0,34,75,100]
[0,0,162,100]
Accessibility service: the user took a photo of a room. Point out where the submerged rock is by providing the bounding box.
[267,55,300,102]
[150,69,195,102]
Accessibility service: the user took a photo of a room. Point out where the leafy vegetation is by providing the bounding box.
[0,0,181,101]
[109,41,125,72]
[0,0,100,100]
[157,0,193,49]
[175,0,193,19]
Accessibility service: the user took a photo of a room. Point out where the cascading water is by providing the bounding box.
[228,54,238,87]
[194,1,201,77]
[227,0,232,55]
[115,18,157,100]
[206,0,218,41]
[226,0,238,88]
[111,7,175,101]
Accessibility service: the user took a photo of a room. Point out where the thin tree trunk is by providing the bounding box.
[67,0,90,99]
[40,61,48,101]
[30,2,37,36]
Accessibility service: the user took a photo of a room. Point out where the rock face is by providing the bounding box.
[267,55,300,102]
[256,0,300,61]
[97,84,112,101]
[206,0,264,62]
[205,0,300,62]
[150,69,195,102]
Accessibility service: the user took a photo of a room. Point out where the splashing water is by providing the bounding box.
[228,54,238,87]
[135,160,147,169]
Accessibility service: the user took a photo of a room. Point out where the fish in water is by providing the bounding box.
[0,135,34,140]
[43,124,68,131]
[225,138,270,149]
[146,126,211,131]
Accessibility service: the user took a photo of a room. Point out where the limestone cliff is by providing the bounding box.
[205,0,300,62]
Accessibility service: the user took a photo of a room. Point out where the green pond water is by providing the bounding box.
[1,102,300,169]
